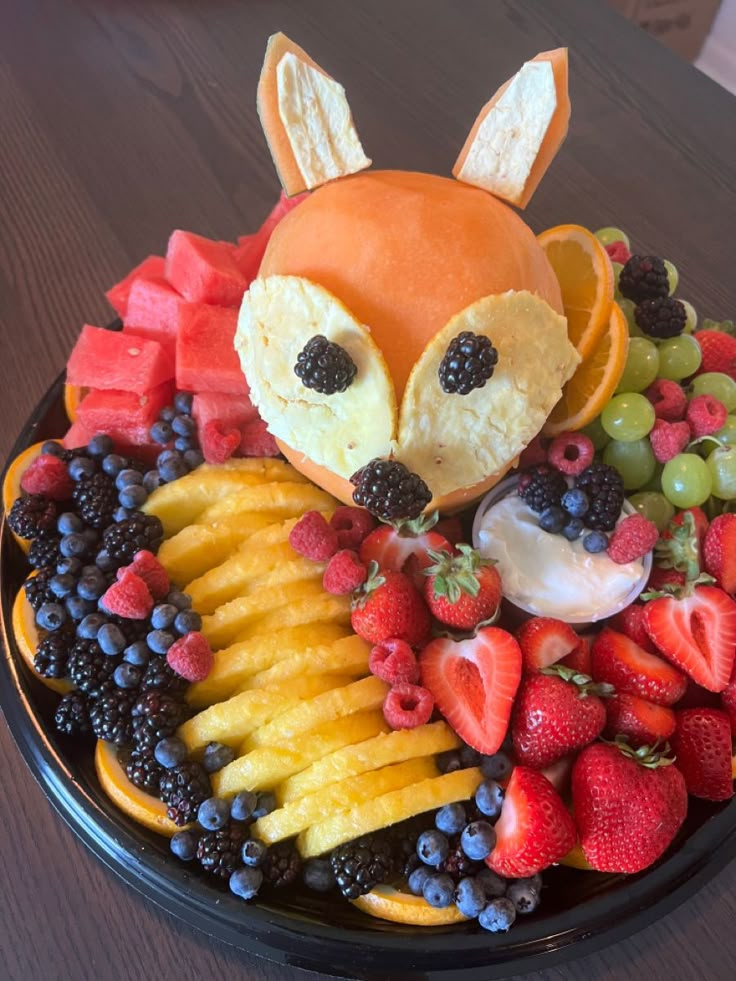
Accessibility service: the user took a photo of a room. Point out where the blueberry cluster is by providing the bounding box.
[147,391,204,483]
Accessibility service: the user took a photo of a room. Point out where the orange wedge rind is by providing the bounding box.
[3,440,61,553]
[95,740,184,837]
[351,884,469,926]
[12,587,72,695]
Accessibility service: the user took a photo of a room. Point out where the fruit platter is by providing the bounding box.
[2,33,736,980]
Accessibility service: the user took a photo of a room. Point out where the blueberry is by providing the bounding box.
[174,392,194,415]
[475,867,507,899]
[478,897,517,933]
[435,802,467,836]
[157,448,180,465]
[229,866,263,900]
[36,602,67,631]
[174,436,194,453]
[539,506,566,534]
[170,829,198,862]
[303,857,335,892]
[60,533,88,558]
[251,791,276,819]
[113,662,141,689]
[96,549,115,572]
[166,590,192,611]
[436,750,462,774]
[57,512,83,535]
[455,877,487,918]
[422,873,455,909]
[561,488,589,518]
[475,780,505,820]
[124,641,151,667]
[150,420,174,445]
[460,821,496,861]
[77,571,106,602]
[583,530,609,553]
[480,751,512,781]
[41,440,66,458]
[174,609,202,635]
[160,405,177,423]
[87,434,114,458]
[66,596,95,620]
[151,603,178,630]
[121,484,148,510]
[115,468,143,491]
[241,838,267,867]
[159,455,188,483]
[183,449,205,470]
[506,879,540,914]
[57,556,83,577]
[526,872,543,891]
[102,453,128,477]
[202,741,235,773]
[230,790,258,822]
[78,612,108,640]
[112,506,133,523]
[198,797,230,831]
[98,622,126,656]
[143,469,164,494]
[147,629,175,654]
[562,517,585,542]
[408,865,432,896]
[69,456,96,481]
[459,744,481,767]
[81,527,99,549]
[50,573,76,599]
[172,414,196,437]
[154,736,188,769]
[416,829,449,867]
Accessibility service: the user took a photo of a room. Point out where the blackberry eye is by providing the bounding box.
[294,335,357,394]
[438,332,498,395]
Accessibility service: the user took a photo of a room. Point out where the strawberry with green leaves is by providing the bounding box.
[423,544,501,630]
[358,512,452,588]
[351,564,431,648]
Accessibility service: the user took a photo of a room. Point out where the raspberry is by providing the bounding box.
[605,240,631,264]
[645,379,687,422]
[20,454,74,501]
[382,683,434,730]
[329,506,376,549]
[167,631,214,681]
[686,394,728,438]
[322,550,367,594]
[288,511,338,562]
[128,549,170,600]
[649,419,691,463]
[610,604,657,653]
[369,639,419,684]
[547,432,594,476]
[201,420,240,464]
[101,568,154,619]
[607,514,659,565]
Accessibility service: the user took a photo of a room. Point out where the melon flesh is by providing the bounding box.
[176,305,248,395]
[166,230,248,307]
[123,276,186,349]
[192,392,257,430]
[62,418,160,462]
[106,255,165,317]
[66,325,174,394]
[77,381,174,437]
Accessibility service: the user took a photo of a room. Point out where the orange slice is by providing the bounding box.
[3,440,61,553]
[95,740,183,837]
[543,301,629,436]
[559,842,594,870]
[64,383,86,423]
[352,884,468,926]
[538,223,614,362]
[12,587,72,695]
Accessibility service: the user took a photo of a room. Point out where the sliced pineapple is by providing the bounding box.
[299,768,483,857]
[279,721,461,803]
[198,482,334,526]
[255,756,438,845]
[212,709,388,796]
[158,513,278,586]
[245,635,370,690]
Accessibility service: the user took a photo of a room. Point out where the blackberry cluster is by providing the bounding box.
[618,254,669,303]
[73,472,118,529]
[293,335,357,395]
[67,638,117,697]
[89,689,136,745]
[635,297,686,339]
[197,823,246,880]
[125,748,164,795]
[54,690,91,736]
[7,494,57,540]
[262,840,302,889]
[24,569,56,612]
[160,761,211,826]
[517,464,567,513]
[131,691,186,752]
[351,458,432,522]
[330,832,396,899]
[438,331,499,395]
[28,532,62,571]
[576,463,625,532]
[140,657,188,696]
[102,513,163,566]
[33,628,75,680]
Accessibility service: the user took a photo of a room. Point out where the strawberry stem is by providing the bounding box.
[540,664,615,698]
[605,734,676,769]
[389,511,439,537]
[425,544,495,604]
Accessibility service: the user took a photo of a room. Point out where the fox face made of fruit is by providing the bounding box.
[236,34,579,516]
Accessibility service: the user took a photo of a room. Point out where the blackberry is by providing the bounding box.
[67,638,117,698]
[109,615,150,647]
[140,657,188,697]
[28,532,61,571]
[33,628,75,680]
[262,839,302,889]
[351,459,431,522]
[131,691,186,752]
[439,837,483,884]
[89,688,135,745]
[438,331,499,395]
[330,833,396,899]
[618,254,669,304]
[125,748,164,795]
[635,296,687,339]
[23,569,55,612]
[7,494,57,540]
[54,690,91,736]
[517,465,567,514]
[102,513,164,566]
[294,335,357,395]
[160,761,211,826]
[576,463,625,532]
[197,823,245,880]
[73,472,118,529]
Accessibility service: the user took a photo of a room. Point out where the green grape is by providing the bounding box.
[601,393,656,442]
[707,445,736,500]
[615,338,660,394]
[657,335,702,381]
[689,372,736,412]
[680,299,697,334]
[628,491,675,532]
[602,438,656,490]
[661,453,713,507]
[618,297,644,338]
[713,415,736,447]
[595,226,630,248]
[663,259,679,295]
[581,415,610,451]
[611,261,623,299]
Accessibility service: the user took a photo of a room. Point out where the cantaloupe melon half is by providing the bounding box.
[453,49,570,209]
[257,32,371,197]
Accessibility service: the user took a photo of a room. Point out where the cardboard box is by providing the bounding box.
[608,0,722,60]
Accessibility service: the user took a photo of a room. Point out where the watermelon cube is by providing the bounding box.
[106,255,165,317]
[176,305,247,395]
[66,325,174,394]
[239,417,280,458]
[165,230,247,307]
[77,382,174,437]
[123,276,186,348]
[63,419,95,450]
[192,391,256,429]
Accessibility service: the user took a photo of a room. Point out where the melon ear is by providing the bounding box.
[453,49,570,210]
[257,32,371,197]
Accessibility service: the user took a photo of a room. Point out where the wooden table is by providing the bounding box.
[2,1,736,978]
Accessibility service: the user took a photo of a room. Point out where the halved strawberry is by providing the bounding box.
[604,692,676,747]
[643,586,736,692]
[609,604,658,654]
[486,766,576,878]
[671,708,734,801]
[591,627,687,706]
[539,755,574,796]
[359,523,451,589]
[516,617,581,673]
[703,514,736,595]
[560,635,593,675]
[419,626,521,755]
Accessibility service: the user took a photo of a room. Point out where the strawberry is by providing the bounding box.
[486,766,576,878]
[643,585,736,692]
[671,708,734,801]
[511,666,610,768]
[694,329,736,381]
[359,518,451,589]
[591,627,687,706]
[655,507,708,581]
[571,740,687,873]
[517,617,581,672]
[419,626,522,754]
[647,566,686,592]
[720,663,736,735]
[703,514,736,595]
[423,544,501,630]
[351,567,431,648]
[604,692,676,747]
[560,635,593,675]
[609,604,658,654]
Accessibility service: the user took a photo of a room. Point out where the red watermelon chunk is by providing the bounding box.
[106,255,165,317]
[166,230,247,307]
[176,305,247,395]
[239,417,279,457]
[123,276,186,349]
[67,325,174,394]
[62,418,160,464]
[192,391,256,429]
[63,419,95,450]
[77,381,174,435]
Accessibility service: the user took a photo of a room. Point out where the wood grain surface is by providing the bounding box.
[2,1,736,979]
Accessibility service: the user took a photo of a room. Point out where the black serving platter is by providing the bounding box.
[2,374,736,981]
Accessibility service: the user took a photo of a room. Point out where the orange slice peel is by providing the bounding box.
[351,883,469,926]
[95,740,184,837]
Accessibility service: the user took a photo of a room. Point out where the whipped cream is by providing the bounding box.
[474,493,646,622]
